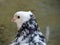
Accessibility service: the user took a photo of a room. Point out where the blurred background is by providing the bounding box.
[0,0,60,45]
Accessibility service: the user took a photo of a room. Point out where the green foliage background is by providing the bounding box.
[0,0,60,45]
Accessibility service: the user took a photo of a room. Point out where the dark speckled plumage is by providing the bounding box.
[10,14,46,45]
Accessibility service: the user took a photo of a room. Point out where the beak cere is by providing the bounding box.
[11,17,16,22]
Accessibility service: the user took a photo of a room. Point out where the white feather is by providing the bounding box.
[13,11,33,30]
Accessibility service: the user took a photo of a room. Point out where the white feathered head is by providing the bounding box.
[11,11,34,29]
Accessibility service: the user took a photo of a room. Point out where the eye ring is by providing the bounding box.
[17,16,20,19]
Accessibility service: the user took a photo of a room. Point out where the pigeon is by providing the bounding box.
[10,11,46,45]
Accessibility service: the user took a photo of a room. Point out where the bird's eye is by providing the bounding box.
[17,16,20,19]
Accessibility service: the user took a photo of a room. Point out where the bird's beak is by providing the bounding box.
[11,17,16,22]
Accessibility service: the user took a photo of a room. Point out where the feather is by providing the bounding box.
[10,11,46,45]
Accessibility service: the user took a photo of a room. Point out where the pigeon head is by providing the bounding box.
[11,11,33,30]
